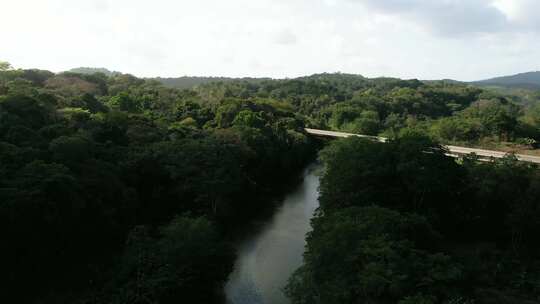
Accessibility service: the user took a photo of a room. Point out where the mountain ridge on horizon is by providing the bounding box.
[67,67,540,90]
[471,71,540,90]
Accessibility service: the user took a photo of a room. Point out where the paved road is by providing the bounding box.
[305,128,540,164]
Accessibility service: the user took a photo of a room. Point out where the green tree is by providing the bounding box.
[286,207,462,304]
[233,110,265,128]
[49,135,92,163]
[0,161,86,302]
[0,61,12,71]
[111,216,234,304]
[108,92,142,113]
[347,110,381,135]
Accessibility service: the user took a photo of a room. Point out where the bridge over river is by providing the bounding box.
[224,130,539,304]
[305,128,540,164]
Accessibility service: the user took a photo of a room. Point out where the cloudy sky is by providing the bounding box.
[1,0,539,80]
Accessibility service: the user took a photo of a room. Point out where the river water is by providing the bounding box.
[225,164,320,304]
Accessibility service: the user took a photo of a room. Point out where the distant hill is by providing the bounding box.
[63,69,540,91]
[155,76,270,89]
[472,71,540,90]
[68,67,120,77]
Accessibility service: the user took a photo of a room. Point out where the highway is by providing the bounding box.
[304,128,540,164]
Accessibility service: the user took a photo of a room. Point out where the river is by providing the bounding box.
[225,164,321,304]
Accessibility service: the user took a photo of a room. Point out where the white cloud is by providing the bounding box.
[351,0,508,36]
[0,0,539,80]
[353,0,540,35]
[274,29,298,45]
[494,0,540,29]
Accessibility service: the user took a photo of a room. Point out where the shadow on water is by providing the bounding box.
[225,163,321,304]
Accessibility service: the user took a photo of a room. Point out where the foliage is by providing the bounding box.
[0,68,317,303]
[109,216,234,304]
[286,206,462,303]
[287,135,540,304]
[0,60,12,71]
[2,67,540,303]
[189,73,539,145]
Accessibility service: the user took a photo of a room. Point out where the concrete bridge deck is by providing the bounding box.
[305,128,540,164]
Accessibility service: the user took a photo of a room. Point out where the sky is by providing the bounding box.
[1,0,539,81]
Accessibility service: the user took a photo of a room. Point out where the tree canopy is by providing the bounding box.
[287,134,540,304]
[1,66,539,303]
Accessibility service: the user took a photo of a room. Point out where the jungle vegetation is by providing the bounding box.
[286,134,540,303]
[1,62,540,303]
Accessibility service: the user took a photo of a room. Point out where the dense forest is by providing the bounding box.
[187,73,540,152]
[1,61,540,303]
[286,134,540,303]
[156,76,270,90]
[0,63,317,303]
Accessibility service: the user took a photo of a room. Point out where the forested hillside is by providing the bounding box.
[193,73,540,152]
[58,67,540,153]
[2,62,540,303]
[473,71,540,90]
[0,64,317,303]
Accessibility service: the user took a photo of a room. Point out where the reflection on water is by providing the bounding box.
[225,164,320,304]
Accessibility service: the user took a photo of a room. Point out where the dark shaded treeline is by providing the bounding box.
[286,133,540,303]
[0,68,317,303]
